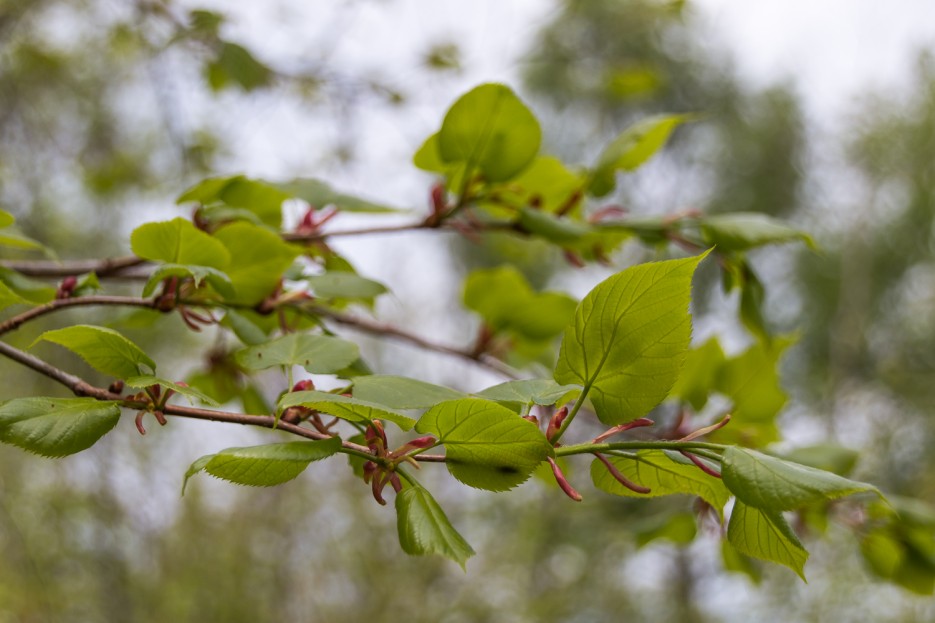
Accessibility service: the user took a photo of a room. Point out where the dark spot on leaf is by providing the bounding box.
[304,360,310,365]
[494,465,520,475]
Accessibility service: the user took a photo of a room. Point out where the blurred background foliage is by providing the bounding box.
[1,0,935,621]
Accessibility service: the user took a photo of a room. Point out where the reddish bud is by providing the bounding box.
[679,451,722,478]
[430,183,446,215]
[108,380,125,395]
[562,249,585,268]
[591,418,655,444]
[547,457,582,502]
[528,194,543,210]
[522,415,540,426]
[555,189,583,217]
[291,379,315,392]
[546,406,569,442]
[56,276,78,299]
[594,452,651,494]
[406,435,436,449]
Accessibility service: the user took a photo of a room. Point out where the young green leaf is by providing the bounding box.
[721,446,880,512]
[141,264,234,298]
[590,450,731,517]
[184,438,342,491]
[305,272,388,300]
[130,217,230,269]
[278,390,416,431]
[33,325,156,379]
[395,481,475,568]
[273,178,401,213]
[213,222,301,305]
[0,280,31,311]
[235,333,359,374]
[589,114,691,197]
[668,337,726,411]
[474,379,581,408]
[124,375,220,406]
[0,397,121,457]
[177,175,290,228]
[438,83,541,182]
[727,500,808,579]
[699,212,816,252]
[0,208,14,228]
[351,375,466,409]
[463,266,577,341]
[416,398,553,491]
[554,253,707,425]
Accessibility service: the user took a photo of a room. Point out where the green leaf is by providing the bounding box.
[351,375,465,409]
[185,438,342,490]
[279,390,415,431]
[700,213,816,252]
[721,540,763,584]
[669,337,726,411]
[130,218,230,269]
[273,178,401,213]
[590,450,731,517]
[236,333,359,375]
[206,41,272,92]
[0,230,49,254]
[124,375,220,406]
[305,272,388,300]
[554,253,707,425]
[141,263,234,298]
[0,267,55,303]
[721,446,879,512]
[213,222,301,305]
[779,444,859,477]
[0,280,31,310]
[589,114,691,197]
[221,309,269,345]
[178,176,291,228]
[0,208,15,228]
[33,325,156,379]
[0,397,121,457]
[713,337,793,445]
[396,482,475,568]
[464,266,577,341]
[416,398,553,491]
[474,379,580,408]
[727,500,808,579]
[438,83,541,182]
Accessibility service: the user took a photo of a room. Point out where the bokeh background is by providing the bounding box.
[2,0,935,620]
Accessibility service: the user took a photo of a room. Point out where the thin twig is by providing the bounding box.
[308,304,521,379]
[0,296,159,336]
[0,256,146,278]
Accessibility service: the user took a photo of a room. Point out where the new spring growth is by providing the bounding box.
[548,456,582,502]
[590,418,655,444]
[55,275,78,300]
[281,379,316,425]
[593,452,651,494]
[361,422,434,506]
[546,406,569,444]
[426,182,447,226]
[134,382,174,435]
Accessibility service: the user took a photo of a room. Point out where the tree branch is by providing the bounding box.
[0,338,375,458]
[0,255,146,278]
[0,295,160,336]
[307,304,522,379]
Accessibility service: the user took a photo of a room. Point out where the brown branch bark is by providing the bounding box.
[0,295,160,336]
[0,338,375,457]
